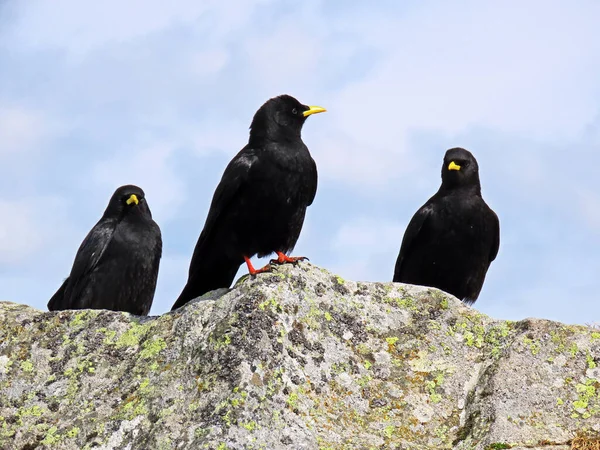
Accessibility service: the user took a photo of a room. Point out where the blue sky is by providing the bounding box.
[1,0,599,325]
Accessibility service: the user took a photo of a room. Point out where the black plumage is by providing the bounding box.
[393,147,500,304]
[172,94,325,310]
[48,185,162,315]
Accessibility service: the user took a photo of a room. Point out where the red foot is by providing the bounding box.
[244,256,272,276]
[270,251,309,265]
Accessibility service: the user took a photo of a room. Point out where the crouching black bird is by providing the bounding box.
[48,185,162,315]
[393,147,500,305]
[172,94,326,310]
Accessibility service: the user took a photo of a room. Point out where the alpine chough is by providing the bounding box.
[48,184,162,315]
[393,147,499,304]
[172,94,325,310]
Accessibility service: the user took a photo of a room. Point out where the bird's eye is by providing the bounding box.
[292,108,298,115]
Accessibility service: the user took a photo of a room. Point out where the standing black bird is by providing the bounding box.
[48,185,162,315]
[172,94,326,310]
[393,147,500,304]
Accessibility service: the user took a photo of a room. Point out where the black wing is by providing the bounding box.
[58,219,117,308]
[187,147,259,274]
[306,156,318,206]
[393,203,434,282]
[488,209,500,263]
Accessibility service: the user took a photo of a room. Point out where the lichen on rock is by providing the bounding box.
[1,263,599,449]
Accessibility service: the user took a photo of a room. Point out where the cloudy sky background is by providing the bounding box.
[1,0,599,325]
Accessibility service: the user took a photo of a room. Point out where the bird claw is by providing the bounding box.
[271,252,309,266]
[248,263,273,277]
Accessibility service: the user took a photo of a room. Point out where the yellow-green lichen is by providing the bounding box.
[569,343,579,357]
[155,437,172,450]
[71,311,90,327]
[115,322,151,348]
[139,377,151,392]
[384,296,418,311]
[571,378,600,419]
[195,427,209,438]
[356,344,371,355]
[20,360,33,373]
[384,425,395,438]
[440,342,452,355]
[435,425,449,439]
[120,395,148,419]
[140,337,167,359]
[98,327,117,345]
[300,299,336,330]
[258,297,282,313]
[40,426,61,445]
[16,405,45,425]
[522,336,541,355]
[428,320,442,330]
[211,333,232,349]
[425,372,445,403]
[287,391,300,408]
[586,352,597,369]
[0,421,15,439]
[386,337,399,346]
[357,375,372,387]
[459,320,486,349]
[241,420,258,431]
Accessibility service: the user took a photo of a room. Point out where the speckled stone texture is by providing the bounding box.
[1,263,599,450]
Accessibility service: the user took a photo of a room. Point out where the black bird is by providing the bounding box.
[48,185,162,315]
[172,94,325,310]
[393,147,500,304]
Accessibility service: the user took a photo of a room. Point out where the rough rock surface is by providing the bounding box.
[1,263,599,450]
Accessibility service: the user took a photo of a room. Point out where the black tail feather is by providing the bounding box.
[47,278,69,311]
[171,258,241,311]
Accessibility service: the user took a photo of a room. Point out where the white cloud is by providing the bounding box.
[151,254,190,314]
[332,218,405,252]
[0,201,42,263]
[319,0,600,185]
[329,218,406,282]
[575,189,600,232]
[2,0,600,328]
[91,142,185,223]
[0,196,72,265]
[0,107,54,156]
[188,119,249,157]
[4,0,274,55]
[188,48,230,78]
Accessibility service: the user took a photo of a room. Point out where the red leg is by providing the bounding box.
[244,256,272,275]
[271,251,309,265]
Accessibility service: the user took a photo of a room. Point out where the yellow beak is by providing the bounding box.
[448,161,461,171]
[126,194,139,205]
[303,105,327,117]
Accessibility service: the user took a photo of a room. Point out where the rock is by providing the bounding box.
[1,263,599,449]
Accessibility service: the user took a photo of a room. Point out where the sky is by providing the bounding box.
[1,0,599,325]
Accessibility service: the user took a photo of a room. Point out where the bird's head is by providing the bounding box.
[441,147,481,190]
[105,184,152,219]
[249,94,326,142]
